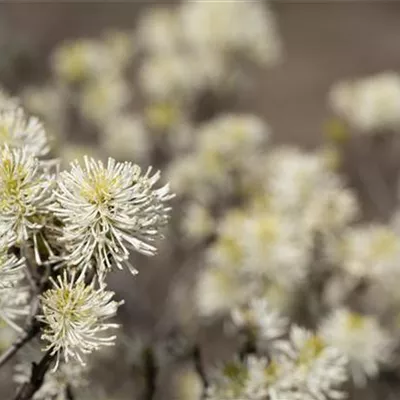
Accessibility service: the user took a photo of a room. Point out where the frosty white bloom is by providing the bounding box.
[329,71,400,132]
[0,235,25,290]
[337,224,400,285]
[52,156,173,276]
[180,0,282,66]
[0,107,50,157]
[319,308,393,387]
[79,76,131,125]
[14,360,86,400]
[272,326,348,400]
[137,7,181,54]
[0,145,53,245]
[232,298,287,344]
[100,113,150,163]
[38,271,122,369]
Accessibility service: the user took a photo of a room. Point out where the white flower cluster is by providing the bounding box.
[320,308,393,387]
[206,323,348,400]
[196,147,358,317]
[168,114,270,204]
[329,71,400,133]
[0,95,173,375]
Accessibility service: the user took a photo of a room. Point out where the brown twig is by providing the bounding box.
[143,346,157,400]
[192,344,208,397]
[13,350,55,400]
[0,321,40,369]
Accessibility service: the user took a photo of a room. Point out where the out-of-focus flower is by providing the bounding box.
[137,7,181,54]
[196,267,247,318]
[0,145,53,246]
[38,271,121,369]
[79,77,131,125]
[0,108,50,157]
[336,224,400,285]
[197,114,269,167]
[272,326,348,400]
[99,113,149,163]
[232,298,287,344]
[329,72,400,132]
[168,114,269,202]
[52,39,118,83]
[14,360,86,400]
[319,308,393,387]
[52,156,173,276]
[180,1,282,66]
[139,53,202,102]
[206,327,347,400]
[171,364,203,400]
[265,147,358,244]
[181,202,215,241]
[103,30,135,71]
[237,209,311,289]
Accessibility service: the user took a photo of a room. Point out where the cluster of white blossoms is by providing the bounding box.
[319,308,393,387]
[168,114,270,204]
[329,71,400,133]
[335,224,400,286]
[206,320,348,400]
[0,87,173,384]
[17,0,282,172]
[196,146,358,318]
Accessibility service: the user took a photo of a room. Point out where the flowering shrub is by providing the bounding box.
[1,1,400,400]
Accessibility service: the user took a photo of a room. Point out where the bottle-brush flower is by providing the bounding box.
[52,156,173,276]
[0,145,53,246]
[38,271,122,369]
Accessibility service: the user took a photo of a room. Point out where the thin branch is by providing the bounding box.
[143,346,157,400]
[14,350,55,400]
[193,344,208,397]
[0,321,40,369]
[65,384,75,400]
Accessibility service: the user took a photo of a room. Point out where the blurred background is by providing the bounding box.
[2,2,400,399]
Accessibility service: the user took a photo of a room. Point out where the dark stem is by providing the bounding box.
[14,350,55,400]
[193,344,208,397]
[143,346,157,400]
[65,384,75,400]
[0,321,40,369]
